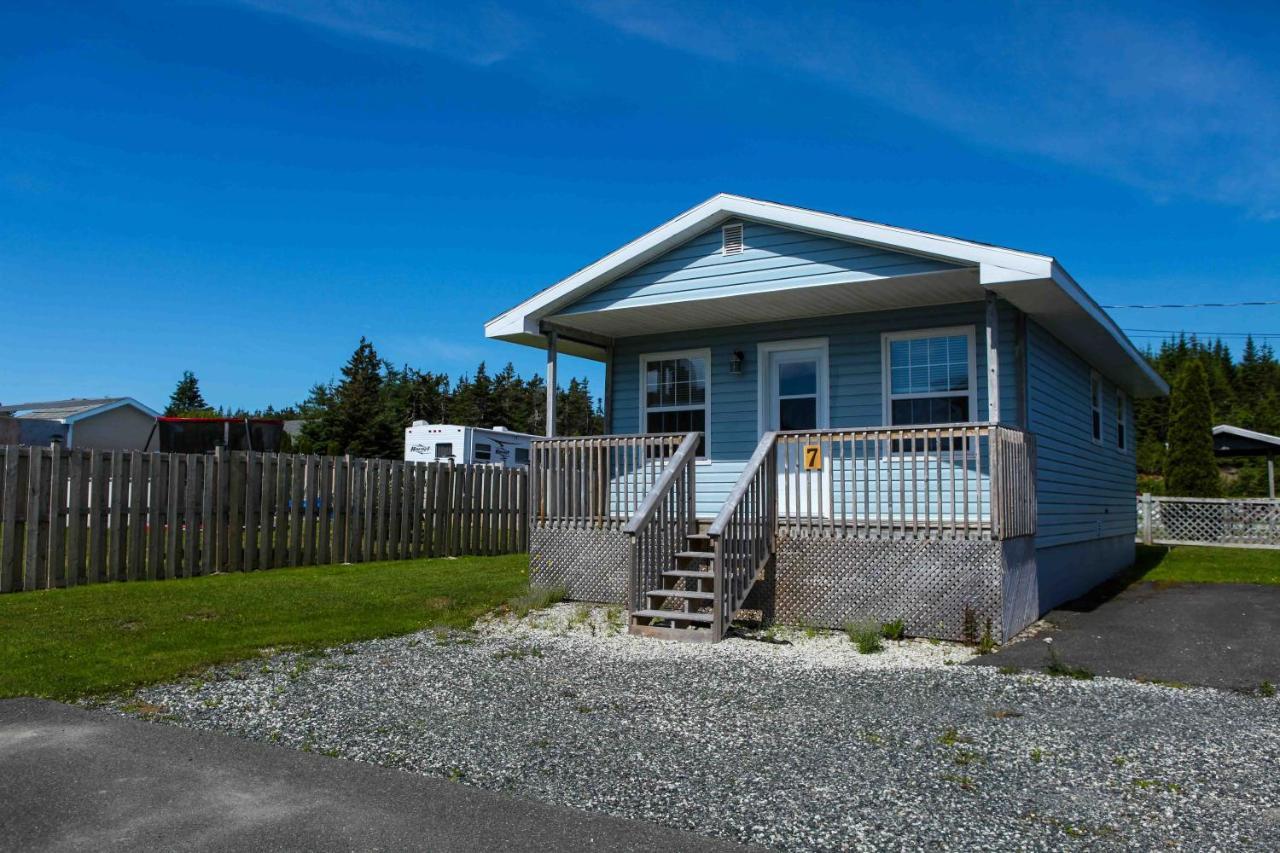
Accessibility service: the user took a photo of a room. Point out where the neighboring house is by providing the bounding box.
[1212,424,1279,498]
[0,398,160,450]
[487,194,1167,644]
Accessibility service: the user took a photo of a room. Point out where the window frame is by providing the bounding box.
[638,347,712,458]
[880,325,979,427]
[434,442,453,459]
[1115,387,1128,452]
[757,338,830,437]
[1090,370,1104,445]
[473,441,492,462]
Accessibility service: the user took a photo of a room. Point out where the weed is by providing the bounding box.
[267,731,281,743]
[1112,756,1126,767]
[844,621,883,654]
[568,604,593,630]
[977,618,996,654]
[321,748,341,758]
[494,646,544,661]
[880,619,906,641]
[604,607,624,635]
[1045,647,1094,680]
[575,705,594,714]
[201,697,220,709]
[1030,747,1043,763]
[938,727,972,747]
[941,773,975,790]
[988,708,1023,719]
[953,749,983,766]
[863,730,886,746]
[1132,778,1182,794]
[962,606,979,645]
[507,585,567,618]
[997,664,1021,675]
[1260,681,1276,698]
[446,767,464,782]
[120,700,166,716]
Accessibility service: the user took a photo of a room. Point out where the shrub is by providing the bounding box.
[845,621,883,654]
[880,619,906,641]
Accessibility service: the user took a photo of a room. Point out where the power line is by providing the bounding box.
[1104,300,1280,309]
[1122,328,1280,338]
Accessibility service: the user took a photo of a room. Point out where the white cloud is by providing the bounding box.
[579,1,1280,217]
[233,0,534,65]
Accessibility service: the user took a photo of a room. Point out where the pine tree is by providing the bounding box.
[1164,360,1221,497]
[165,371,213,417]
[327,338,394,458]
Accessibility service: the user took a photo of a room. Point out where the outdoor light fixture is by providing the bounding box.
[729,350,745,374]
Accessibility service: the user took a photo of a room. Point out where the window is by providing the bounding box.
[434,442,453,459]
[1116,388,1128,451]
[474,442,492,462]
[514,447,530,465]
[1091,372,1103,444]
[882,327,976,426]
[758,339,829,436]
[641,349,710,455]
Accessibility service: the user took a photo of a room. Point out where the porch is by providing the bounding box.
[528,422,1037,642]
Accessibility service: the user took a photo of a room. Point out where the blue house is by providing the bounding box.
[487,195,1167,643]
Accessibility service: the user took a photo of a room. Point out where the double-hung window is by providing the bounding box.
[882,327,977,426]
[1091,372,1103,444]
[641,349,709,455]
[1115,388,1128,451]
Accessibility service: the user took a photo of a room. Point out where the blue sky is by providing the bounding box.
[2,0,1278,413]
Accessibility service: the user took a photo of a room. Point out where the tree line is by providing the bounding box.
[1137,335,1280,497]
[165,338,602,459]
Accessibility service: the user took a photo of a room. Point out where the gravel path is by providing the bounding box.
[109,605,1280,851]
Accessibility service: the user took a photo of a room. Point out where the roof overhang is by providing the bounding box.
[486,194,1168,397]
[63,398,160,424]
[1212,424,1280,457]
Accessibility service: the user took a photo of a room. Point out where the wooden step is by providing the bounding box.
[662,569,714,579]
[674,550,715,561]
[685,533,711,543]
[628,622,718,643]
[646,588,714,601]
[631,608,714,624]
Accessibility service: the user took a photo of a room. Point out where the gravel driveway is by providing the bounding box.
[111,606,1280,851]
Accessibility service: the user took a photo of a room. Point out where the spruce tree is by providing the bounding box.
[330,338,394,458]
[165,371,213,416]
[1164,359,1220,497]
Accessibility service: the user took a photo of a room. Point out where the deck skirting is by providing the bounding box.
[529,526,629,604]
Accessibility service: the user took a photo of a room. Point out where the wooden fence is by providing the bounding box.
[0,445,527,593]
[1137,493,1280,549]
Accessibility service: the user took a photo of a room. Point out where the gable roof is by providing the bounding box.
[0,397,159,423]
[486,193,1168,397]
[1213,424,1280,456]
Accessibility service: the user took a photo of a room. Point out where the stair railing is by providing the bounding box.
[707,431,778,638]
[621,432,700,616]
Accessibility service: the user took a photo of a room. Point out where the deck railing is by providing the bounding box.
[773,423,1036,541]
[707,431,777,636]
[528,433,688,529]
[621,433,700,613]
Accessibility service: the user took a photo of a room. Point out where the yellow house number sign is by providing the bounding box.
[803,444,822,470]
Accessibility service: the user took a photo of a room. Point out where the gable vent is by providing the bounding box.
[721,222,744,255]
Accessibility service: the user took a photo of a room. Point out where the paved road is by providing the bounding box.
[971,581,1280,691]
[0,699,757,852]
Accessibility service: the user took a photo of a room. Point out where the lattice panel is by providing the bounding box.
[767,535,1007,641]
[1140,497,1280,548]
[529,526,629,604]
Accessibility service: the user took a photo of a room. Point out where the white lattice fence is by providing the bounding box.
[1137,494,1280,549]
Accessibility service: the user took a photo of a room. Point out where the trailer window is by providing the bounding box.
[474,442,492,462]
[515,447,530,465]
[435,442,453,459]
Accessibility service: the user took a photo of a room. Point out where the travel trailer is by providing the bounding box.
[403,423,536,467]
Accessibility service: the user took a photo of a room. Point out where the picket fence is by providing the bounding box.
[0,445,527,593]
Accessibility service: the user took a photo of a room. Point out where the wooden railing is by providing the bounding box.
[707,431,777,637]
[621,433,700,613]
[772,423,1036,541]
[529,433,689,529]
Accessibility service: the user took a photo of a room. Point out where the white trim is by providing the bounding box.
[1213,424,1280,447]
[757,338,830,437]
[880,326,978,426]
[61,397,160,424]
[1090,370,1104,445]
[638,347,712,458]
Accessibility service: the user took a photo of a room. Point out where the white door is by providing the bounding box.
[761,342,830,518]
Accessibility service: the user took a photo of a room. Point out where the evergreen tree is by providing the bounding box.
[165,370,213,416]
[324,338,395,457]
[1164,360,1221,497]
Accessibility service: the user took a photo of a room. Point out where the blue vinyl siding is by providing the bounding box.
[610,301,1018,516]
[563,221,963,315]
[1026,321,1136,549]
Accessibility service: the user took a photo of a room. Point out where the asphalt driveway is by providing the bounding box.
[972,581,1280,691]
[0,698,755,853]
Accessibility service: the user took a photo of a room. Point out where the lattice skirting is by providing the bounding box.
[757,535,1036,642]
[529,526,629,604]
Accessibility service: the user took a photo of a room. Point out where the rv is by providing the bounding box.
[403,423,536,467]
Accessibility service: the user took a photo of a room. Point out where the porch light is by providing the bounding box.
[729,350,744,375]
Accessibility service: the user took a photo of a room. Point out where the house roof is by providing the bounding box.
[0,397,160,423]
[1213,424,1280,457]
[485,193,1169,398]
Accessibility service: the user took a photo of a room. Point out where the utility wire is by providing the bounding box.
[1122,328,1280,338]
[1104,300,1280,308]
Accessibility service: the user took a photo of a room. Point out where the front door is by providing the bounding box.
[763,343,828,433]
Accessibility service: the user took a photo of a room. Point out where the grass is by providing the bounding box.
[844,620,883,654]
[0,553,529,700]
[1130,545,1280,586]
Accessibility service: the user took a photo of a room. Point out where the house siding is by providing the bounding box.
[564,221,964,316]
[1026,321,1136,549]
[610,300,1020,516]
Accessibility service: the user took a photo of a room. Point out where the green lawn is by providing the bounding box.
[0,554,528,700]
[1132,544,1280,585]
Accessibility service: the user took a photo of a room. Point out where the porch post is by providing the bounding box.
[545,330,558,437]
[985,292,1001,423]
[1269,453,1275,500]
[603,343,614,435]
[1014,309,1028,428]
